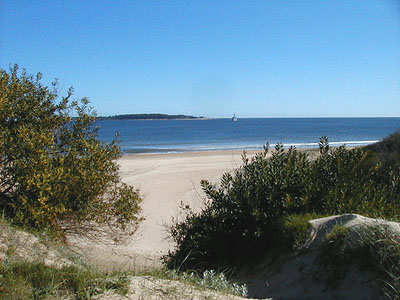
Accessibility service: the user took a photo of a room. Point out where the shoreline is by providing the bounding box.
[120,148,264,158]
[99,118,211,121]
[120,140,377,156]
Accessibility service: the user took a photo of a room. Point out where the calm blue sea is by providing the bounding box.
[96,118,400,154]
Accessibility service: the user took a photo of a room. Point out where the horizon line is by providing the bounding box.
[97,114,400,119]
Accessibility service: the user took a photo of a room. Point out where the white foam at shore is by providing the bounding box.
[123,140,379,154]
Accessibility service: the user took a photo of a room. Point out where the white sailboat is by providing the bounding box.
[232,113,238,122]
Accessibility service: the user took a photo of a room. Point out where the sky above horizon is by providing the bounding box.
[1,1,399,118]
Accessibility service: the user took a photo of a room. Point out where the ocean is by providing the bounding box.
[96,118,400,154]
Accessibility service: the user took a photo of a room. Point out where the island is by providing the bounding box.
[99,113,205,120]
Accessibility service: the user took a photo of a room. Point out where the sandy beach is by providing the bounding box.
[118,151,261,256]
[68,149,261,269]
[69,148,323,269]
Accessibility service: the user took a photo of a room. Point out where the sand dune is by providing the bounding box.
[238,214,400,300]
[64,149,399,299]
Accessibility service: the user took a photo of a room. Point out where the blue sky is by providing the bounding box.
[1,1,399,118]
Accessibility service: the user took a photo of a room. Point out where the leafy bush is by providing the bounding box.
[0,65,142,235]
[165,138,400,270]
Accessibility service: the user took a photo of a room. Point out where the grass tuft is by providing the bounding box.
[163,268,248,297]
[319,223,400,299]
[0,260,130,300]
[281,213,321,252]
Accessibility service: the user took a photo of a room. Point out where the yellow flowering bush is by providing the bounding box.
[0,65,142,235]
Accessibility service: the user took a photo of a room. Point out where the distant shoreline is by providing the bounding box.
[100,118,212,121]
[98,113,208,120]
[99,116,399,120]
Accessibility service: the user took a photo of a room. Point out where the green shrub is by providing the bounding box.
[0,65,142,235]
[165,138,400,271]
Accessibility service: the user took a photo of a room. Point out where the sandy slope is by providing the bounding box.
[239,214,400,300]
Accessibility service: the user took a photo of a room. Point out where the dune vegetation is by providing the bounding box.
[0,217,250,300]
[164,134,400,298]
[165,135,400,270]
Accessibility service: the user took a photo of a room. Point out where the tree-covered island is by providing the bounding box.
[99,113,206,120]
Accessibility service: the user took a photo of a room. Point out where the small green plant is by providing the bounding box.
[281,213,318,252]
[164,269,248,297]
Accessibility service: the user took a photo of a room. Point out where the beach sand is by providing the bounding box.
[119,151,261,259]
[68,148,319,270]
[68,150,261,269]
